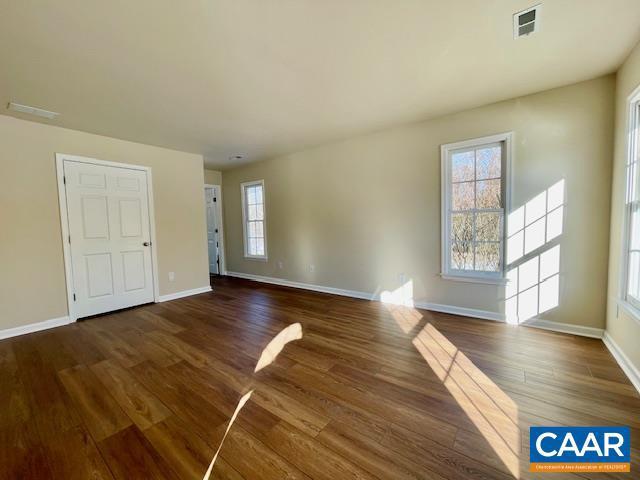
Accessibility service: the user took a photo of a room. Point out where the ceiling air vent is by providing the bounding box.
[7,102,60,119]
[514,4,540,38]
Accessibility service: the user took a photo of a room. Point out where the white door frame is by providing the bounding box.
[204,184,226,275]
[55,153,161,322]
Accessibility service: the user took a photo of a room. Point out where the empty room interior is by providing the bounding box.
[2,1,640,479]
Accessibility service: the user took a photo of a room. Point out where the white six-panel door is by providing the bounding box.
[64,160,155,318]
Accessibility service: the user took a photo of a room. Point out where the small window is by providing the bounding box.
[241,180,267,260]
[441,133,512,283]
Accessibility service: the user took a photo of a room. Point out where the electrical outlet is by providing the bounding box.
[278,260,284,270]
[309,264,315,273]
[168,272,175,281]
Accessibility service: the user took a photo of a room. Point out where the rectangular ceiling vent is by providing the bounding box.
[7,102,60,119]
[514,4,540,38]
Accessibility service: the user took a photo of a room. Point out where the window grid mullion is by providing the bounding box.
[472,148,478,270]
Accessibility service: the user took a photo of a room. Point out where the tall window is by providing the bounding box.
[441,133,511,282]
[241,180,267,259]
[624,101,640,309]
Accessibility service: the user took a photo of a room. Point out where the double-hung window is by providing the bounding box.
[441,132,512,283]
[241,180,267,260]
[624,98,640,311]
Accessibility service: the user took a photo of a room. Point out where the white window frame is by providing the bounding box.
[440,132,513,284]
[619,86,640,323]
[241,179,268,261]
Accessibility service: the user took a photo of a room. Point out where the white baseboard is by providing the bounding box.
[158,286,212,302]
[225,271,606,339]
[521,318,604,339]
[0,316,73,340]
[602,331,640,393]
[414,301,505,322]
[226,271,375,301]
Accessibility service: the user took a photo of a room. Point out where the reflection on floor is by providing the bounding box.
[0,275,638,479]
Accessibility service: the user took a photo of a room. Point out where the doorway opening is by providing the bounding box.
[205,184,226,278]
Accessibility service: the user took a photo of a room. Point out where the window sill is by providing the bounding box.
[244,255,268,262]
[617,299,640,327]
[440,273,508,286]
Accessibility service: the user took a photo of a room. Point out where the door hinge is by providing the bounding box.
[68,235,71,244]
[213,197,217,202]
[73,293,76,301]
[63,176,66,185]
[215,228,218,233]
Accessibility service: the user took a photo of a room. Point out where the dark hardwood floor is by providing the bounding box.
[1,275,639,479]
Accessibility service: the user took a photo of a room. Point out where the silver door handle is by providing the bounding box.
[143,242,151,247]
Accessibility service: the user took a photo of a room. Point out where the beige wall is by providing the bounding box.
[204,169,222,185]
[222,76,614,329]
[607,42,640,373]
[0,115,210,330]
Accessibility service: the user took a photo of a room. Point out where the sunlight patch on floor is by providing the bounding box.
[412,323,521,477]
[254,322,303,372]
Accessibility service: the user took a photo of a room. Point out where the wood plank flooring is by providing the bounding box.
[1,275,639,479]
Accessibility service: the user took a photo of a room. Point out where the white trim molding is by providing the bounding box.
[0,316,73,340]
[158,286,212,302]
[226,271,375,300]
[414,301,505,322]
[440,131,513,284]
[226,271,607,340]
[603,331,640,394]
[521,318,604,339]
[55,153,161,321]
[240,179,268,261]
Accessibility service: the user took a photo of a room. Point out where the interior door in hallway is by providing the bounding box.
[205,186,220,274]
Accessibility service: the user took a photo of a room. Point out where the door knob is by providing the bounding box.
[143,242,150,247]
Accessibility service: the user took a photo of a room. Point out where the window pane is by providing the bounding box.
[255,185,263,204]
[475,242,500,271]
[452,182,474,210]
[247,187,257,205]
[476,146,501,180]
[256,238,265,256]
[630,204,640,251]
[254,221,263,238]
[248,205,257,221]
[476,179,501,208]
[451,242,473,270]
[451,151,474,182]
[451,213,473,244]
[628,251,640,299]
[256,204,264,220]
[248,238,256,256]
[476,212,501,242]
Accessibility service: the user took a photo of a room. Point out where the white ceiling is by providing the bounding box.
[1,1,640,170]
